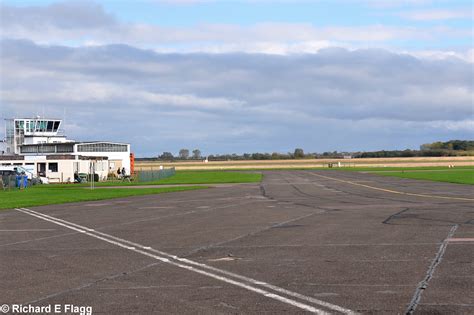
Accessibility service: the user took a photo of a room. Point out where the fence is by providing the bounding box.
[1,175,29,191]
[137,167,176,182]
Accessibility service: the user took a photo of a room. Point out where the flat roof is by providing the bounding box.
[0,155,108,160]
[75,141,129,145]
[20,143,74,147]
[6,118,61,120]
[22,135,66,138]
[20,141,129,146]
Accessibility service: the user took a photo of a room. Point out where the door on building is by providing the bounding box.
[111,160,122,174]
[37,163,46,177]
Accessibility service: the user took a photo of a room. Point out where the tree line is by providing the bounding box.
[420,140,474,151]
[136,140,474,161]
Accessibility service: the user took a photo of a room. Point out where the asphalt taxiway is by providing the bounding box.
[1,170,472,314]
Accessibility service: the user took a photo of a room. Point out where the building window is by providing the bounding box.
[39,145,55,153]
[77,143,128,152]
[48,163,58,172]
[20,146,38,153]
[56,144,74,153]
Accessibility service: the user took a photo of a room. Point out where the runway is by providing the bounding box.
[1,170,473,314]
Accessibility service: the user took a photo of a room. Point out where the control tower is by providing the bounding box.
[3,117,70,155]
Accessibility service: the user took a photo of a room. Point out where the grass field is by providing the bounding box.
[365,168,474,185]
[339,166,474,185]
[0,171,262,210]
[0,186,207,210]
[40,171,263,187]
[342,165,474,172]
[136,156,474,171]
[140,171,262,185]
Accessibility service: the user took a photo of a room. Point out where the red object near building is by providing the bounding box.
[130,153,135,174]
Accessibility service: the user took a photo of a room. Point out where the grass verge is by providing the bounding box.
[142,171,262,185]
[334,166,473,185]
[0,186,207,210]
[42,171,263,188]
[369,169,474,185]
[338,165,474,172]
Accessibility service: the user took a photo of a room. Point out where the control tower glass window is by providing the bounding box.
[36,120,47,132]
[15,120,24,130]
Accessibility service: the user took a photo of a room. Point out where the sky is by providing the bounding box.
[0,0,473,157]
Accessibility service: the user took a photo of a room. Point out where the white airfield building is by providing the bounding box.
[0,117,131,183]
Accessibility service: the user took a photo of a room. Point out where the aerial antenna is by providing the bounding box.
[63,107,66,132]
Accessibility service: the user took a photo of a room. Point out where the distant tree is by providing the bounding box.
[294,148,305,159]
[250,152,271,160]
[192,149,201,159]
[179,149,190,159]
[429,141,444,150]
[401,149,415,157]
[420,140,474,152]
[420,143,430,151]
[159,152,174,160]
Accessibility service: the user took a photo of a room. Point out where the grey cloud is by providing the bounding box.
[0,1,116,30]
[1,39,472,155]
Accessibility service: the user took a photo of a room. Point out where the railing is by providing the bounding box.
[137,167,176,182]
[1,175,30,190]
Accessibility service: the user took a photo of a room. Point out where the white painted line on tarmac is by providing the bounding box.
[16,208,358,315]
[303,171,474,201]
[15,208,328,314]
